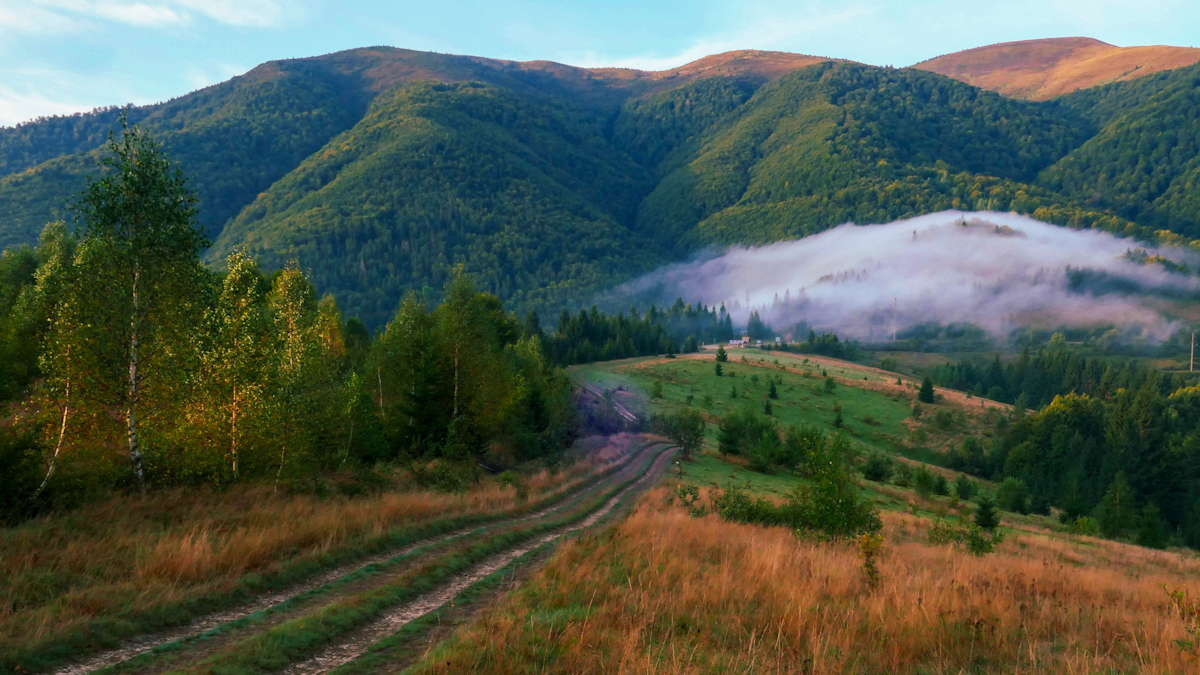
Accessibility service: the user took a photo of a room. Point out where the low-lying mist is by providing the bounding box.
[619,211,1200,341]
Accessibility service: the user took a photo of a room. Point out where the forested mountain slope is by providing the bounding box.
[5,42,1200,324]
[209,81,661,327]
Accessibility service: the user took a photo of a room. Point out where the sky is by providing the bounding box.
[1,0,1199,127]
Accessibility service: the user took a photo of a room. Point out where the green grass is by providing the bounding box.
[586,354,915,456]
[670,453,804,499]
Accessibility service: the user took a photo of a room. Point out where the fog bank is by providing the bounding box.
[621,211,1199,340]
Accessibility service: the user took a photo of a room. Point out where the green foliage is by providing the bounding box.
[714,361,722,377]
[1095,472,1138,539]
[954,473,976,501]
[650,380,664,399]
[974,493,1001,530]
[711,432,881,539]
[861,453,893,482]
[542,301,729,366]
[715,345,728,362]
[0,429,44,525]
[928,519,1005,556]
[996,477,1031,514]
[1137,503,1167,549]
[664,408,706,461]
[918,376,936,403]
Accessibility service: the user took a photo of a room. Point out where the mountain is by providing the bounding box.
[914,37,1200,100]
[3,41,1200,325]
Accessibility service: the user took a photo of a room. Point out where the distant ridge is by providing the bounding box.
[913,37,1200,100]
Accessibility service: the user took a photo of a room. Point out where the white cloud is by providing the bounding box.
[176,0,282,28]
[0,0,286,32]
[0,83,98,127]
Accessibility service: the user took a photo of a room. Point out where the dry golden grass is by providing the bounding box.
[0,434,645,655]
[413,486,1200,674]
[915,36,1200,100]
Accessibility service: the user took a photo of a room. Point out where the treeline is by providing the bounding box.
[927,341,1187,408]
[538,299,735,365]
[920,342,1200,547]
[0,121,574,521]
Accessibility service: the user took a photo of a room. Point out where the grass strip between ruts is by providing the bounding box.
[88,442,665,675]
[157,445,668,675]
[333,461,669,675]
[329,539,559,675]
[8,442,656,675]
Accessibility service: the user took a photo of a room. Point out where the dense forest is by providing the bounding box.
[0,123,575,523]
[5,50,1200,323]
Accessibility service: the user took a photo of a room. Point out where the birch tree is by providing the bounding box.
[73,116,205,487]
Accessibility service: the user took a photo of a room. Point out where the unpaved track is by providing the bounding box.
[280,445,676,675]
[51,440,660,675]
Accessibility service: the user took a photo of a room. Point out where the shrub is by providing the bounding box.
[862,453,893,482]
[954,474,976,501]
[0,429,44,525]
[823,376,837,394]
[928,520,1005,556]
[496,471,529,502]
[911,402,923,419]
[1068,515,1101,536]
[996,477,1030,514]
[913,466,937,498]
[650,380,664,399]
[933,473,950,497]
[932,409,954,429]
[711,434,881,539]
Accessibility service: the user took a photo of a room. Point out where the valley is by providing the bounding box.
[7,27,1200,675]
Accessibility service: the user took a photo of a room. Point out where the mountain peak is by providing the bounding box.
[913,37,1200,99]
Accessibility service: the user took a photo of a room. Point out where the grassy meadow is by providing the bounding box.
[391,349,1200,674]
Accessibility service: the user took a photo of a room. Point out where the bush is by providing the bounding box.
[954,474,976,501]
[862,453,894,482]
[413,460,477,492]
[928,520,1006,555]
[933,473,950,496]
[0,429,44,525]
[711,433,881,539]
[996,477,1030,514]
[496,471,529,502]
[932,409,954,429]
[911,402,923,419]
[1068,515,1101,536]
[913,466,937,498]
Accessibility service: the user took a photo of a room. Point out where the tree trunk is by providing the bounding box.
[128,263,145,488]
[377,366,384,420]
[34,351,71,501]
[230,383,240,478]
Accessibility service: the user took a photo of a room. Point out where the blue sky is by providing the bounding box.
[1,0,1198,127]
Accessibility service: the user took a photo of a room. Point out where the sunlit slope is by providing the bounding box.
[209,81,661,327]
[915,37,1200,100]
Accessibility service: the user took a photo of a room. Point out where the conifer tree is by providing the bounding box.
[975,493,1000,530]
[918,376,936,404]
[1096,472,1138,539]
[715,345,728,363]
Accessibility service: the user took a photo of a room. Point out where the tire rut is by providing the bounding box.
[54,440,660,675]
[280,445,676,675]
